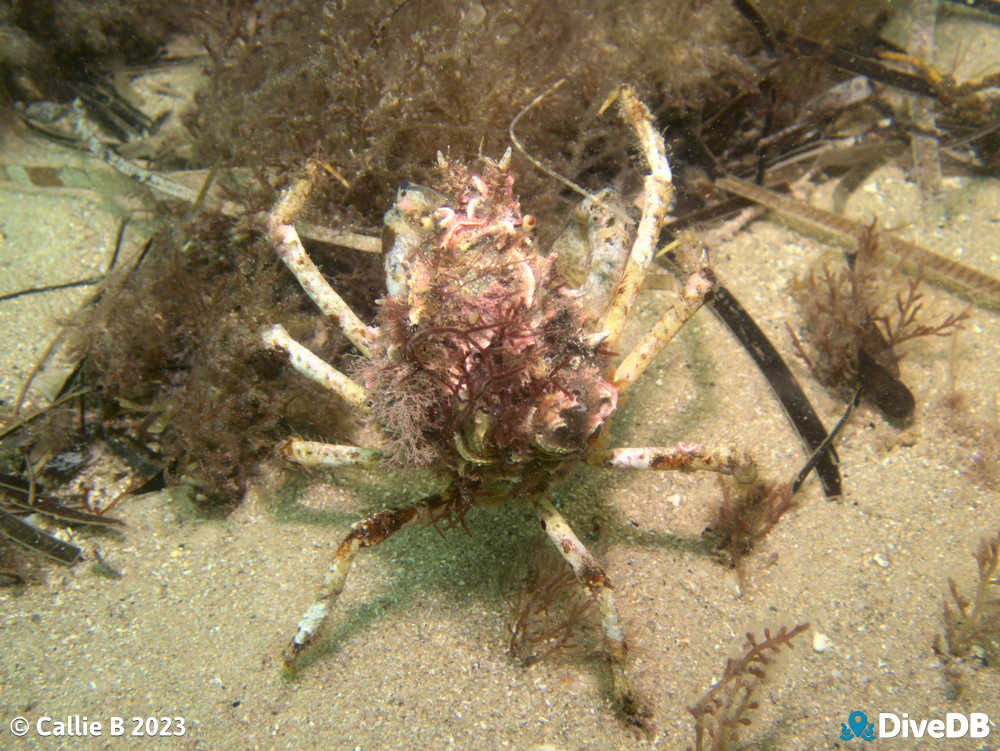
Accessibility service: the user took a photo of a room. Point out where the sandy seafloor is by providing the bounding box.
[2,118,1000,751]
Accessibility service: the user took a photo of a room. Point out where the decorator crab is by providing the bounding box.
[262,85,752,728]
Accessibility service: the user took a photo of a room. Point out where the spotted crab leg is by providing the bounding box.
[595,88,714,392]
[267,161,378,357]
[612,260,715,391]
[598,85,674,347]
[261,324,369,412]
[283,493,450,670]
[279,439,385,468]
[530,495,651,731]
[589,444,756,482]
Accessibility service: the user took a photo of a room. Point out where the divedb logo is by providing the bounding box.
[840,710,993,741]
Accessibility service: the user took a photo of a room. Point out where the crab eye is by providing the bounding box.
[396,184,420,211]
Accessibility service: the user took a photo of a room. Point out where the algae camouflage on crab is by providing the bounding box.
[262,85,754,729]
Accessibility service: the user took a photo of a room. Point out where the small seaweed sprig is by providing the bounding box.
[936,531,1000,664]
[506,543,599,667]
[704,477,799,571]
[873,271,969,350]
[688,623,810,751]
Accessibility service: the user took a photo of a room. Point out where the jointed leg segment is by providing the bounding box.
[280,439,384,467]
[261,324,369,412]
[599,85,674,347]
[284,493,449,668]
[530,495,649,728]
[267,162,378,357]
[613,260,715,390]
[592,444,754,478]
[595,87,719,407]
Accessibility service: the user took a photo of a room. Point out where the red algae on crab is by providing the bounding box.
[365,152,618,469]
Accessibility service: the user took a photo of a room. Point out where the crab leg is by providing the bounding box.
[530,495,649,729]
[284,493,450,669]
[262,324,369,412]
[267,162,378,357]
[612,262,715,390]
[280,439,385,467]
[598,85,674,347]
[590,444,756,481]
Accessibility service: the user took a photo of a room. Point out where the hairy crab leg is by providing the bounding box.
[261,324,369,412]
[599,85,674,347]
[590,444,755,480]
[612,261,715,390]
[267,161,378,357]
[280,439,385,467]
[284,493,450,670]
[530,495,650,730]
